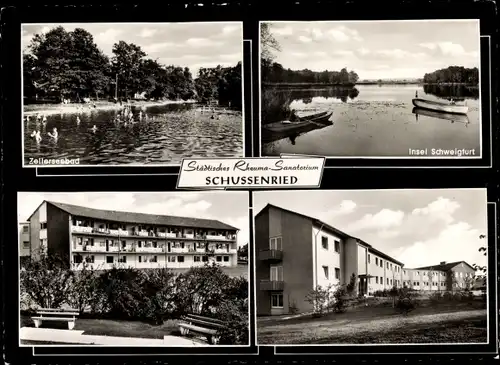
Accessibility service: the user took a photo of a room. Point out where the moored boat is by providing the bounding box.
[263,112,332,133]
[412,98,468,114]
[412,107,470,124]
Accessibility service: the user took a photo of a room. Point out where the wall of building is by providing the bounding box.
[343,238,359,287]
[449,263,476,290]
[367,251,385,292]
[47,204,71,265]
[313,226,342,289]
[255,208,271,316]
[19,224,30,257]
[29,203,42,260]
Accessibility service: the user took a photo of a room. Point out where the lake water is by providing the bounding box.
[24,103,243,165]
[261,84,481,158]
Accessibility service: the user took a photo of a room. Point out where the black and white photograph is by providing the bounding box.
[254,189,488,345]
[18,192,249,346]
[22,22,243,167]
[260,20,481,158]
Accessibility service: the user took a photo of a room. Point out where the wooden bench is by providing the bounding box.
[178,314,225,344]
[32,308,79,330]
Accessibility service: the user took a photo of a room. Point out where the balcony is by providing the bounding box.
[260,280,284,291]
[259,249,283,261]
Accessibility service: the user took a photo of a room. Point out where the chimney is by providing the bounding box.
[440,261,446,265]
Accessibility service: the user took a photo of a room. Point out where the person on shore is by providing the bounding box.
[48,127,58,140]
[288,109,300,123]
[76,116,81,125]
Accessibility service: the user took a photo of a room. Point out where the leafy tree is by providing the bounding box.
[20,254,73,309]
[66,261,102,314]
[423,66,479,85]
[237,243,248,260]
[260,23,281,65]
[111,41,147,98]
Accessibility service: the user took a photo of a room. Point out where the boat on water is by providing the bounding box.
[412,107,470,124]
[263,111,332,133]
[412,98,468,114]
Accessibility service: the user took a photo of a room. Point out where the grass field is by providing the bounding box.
[258,302,487,345]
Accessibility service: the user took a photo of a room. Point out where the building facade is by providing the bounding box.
[19,222,30,257]
[255,204,476,316]
[26,201,239,270]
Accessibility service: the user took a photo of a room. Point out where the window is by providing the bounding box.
[404,270,406,275]
[387,262,389,269]
[334,240,340,253]
[380,276,383,283]
[40,222,47,229]
[270,266,283,281]
[380,260,383,268]
[390,279,392,285]
[216,256,222,262]
[271,293,283,308]
[85,255,95,263]
[151,256,158,263]
[22,241,29,249]
[322,266,329,279]
[390,264,393,270]
[321,236,328,250]
[455,272,459,278]
[106,256,114,264]
[223,256,229,262]
[270,237,282,250]
[177,256,184,263]
[460,272,463,278]
[375,257,378,265]
[368,254,371,264]
[139,256,142,263]
[73,255,83,264]
[334,268,340,280]
[387,278,389,285]
[202,256,208,262]
[416,271,419,275]
[376,277,379,284]
[168,256,176,262]
[118,256,127,263]
[416,281,420,286]
[194,256,201,262]
[22,225,29,233]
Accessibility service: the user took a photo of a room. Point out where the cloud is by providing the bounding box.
[142,42,176,53]
[374,48,426,59]
[222,215,249,247]
[347,209,405,232]
[327,26,363,42]
[298,35,312,43]
[273,26,293,36]
[419,41,477,57]
[357,47,370,56]
[186,37,223,47]
[139,28,158,38]
[332,50,354,57]
[222,25,240,35]
[396,222,486,269]
[321,200,357,219]
[95,28,122,46]
[291,52,307,58]
[411,197,460,224]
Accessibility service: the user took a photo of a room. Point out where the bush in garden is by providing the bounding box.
[140,268,176,323]
[215,299,249,345]
[66,262,102,314]
[305,285,331,317]
[395,288,417,315]
[329,285,348,313]
[20,254,73,309]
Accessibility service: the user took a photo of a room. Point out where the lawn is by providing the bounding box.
[20,314,180,339]
[258,302,488,345]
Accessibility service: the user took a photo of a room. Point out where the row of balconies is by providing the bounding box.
[71,225,236,241]
[73,245,237,254]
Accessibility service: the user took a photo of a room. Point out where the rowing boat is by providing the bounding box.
[412,98,468,114]
[412,107,470,124]
[263,112,332,133]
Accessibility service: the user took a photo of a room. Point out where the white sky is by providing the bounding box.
[22,22,243,77]
[253,189,488,270]
[18,192,249,248]
[263,20,480,80]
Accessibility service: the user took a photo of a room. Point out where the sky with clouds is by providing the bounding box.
[263,20,480,80]
[22,22,242,77]
[253,189,488,270]
[18,192,249,247]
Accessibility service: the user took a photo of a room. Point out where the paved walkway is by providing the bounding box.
[20,327,205,346]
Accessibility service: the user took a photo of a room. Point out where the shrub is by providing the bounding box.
[215,299,249,345]
[305,285,331,317]
[395,288,417,315]
[329,285,348,313]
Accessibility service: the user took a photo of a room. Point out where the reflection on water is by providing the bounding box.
[262,84,480,157]
[24,103,243,165]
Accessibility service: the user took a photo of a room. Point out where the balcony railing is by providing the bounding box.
[259,249,283,261]
[260,280,284,291]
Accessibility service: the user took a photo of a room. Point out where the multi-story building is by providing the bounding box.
[255,204,476,316]
[403,261,476,291]
[26,200,239,270]
[19,222,30,257]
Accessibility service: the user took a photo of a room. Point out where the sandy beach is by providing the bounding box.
[23,99,197,116]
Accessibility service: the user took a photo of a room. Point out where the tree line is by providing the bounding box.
[23,26,242,109]
[422,66,479,85]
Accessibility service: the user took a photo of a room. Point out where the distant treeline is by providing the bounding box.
[423,66,479,85]
[23,26,242,109]
[262,61,359,86]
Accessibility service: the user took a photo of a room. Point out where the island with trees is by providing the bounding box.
[23,26,242,112]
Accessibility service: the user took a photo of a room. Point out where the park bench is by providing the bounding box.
[31,308,79,330]
[178,314,225,344]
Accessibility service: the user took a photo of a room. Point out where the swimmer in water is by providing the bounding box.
[31,130,42,143]
[48,127,58,139]
[91,125,97,133]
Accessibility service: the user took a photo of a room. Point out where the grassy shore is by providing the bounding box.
[23,99,197,116]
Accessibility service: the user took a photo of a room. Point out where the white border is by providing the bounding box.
[21,22,246,169]
[251,190,496,351]
[17,191,255,354]
[257,20,490,165]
